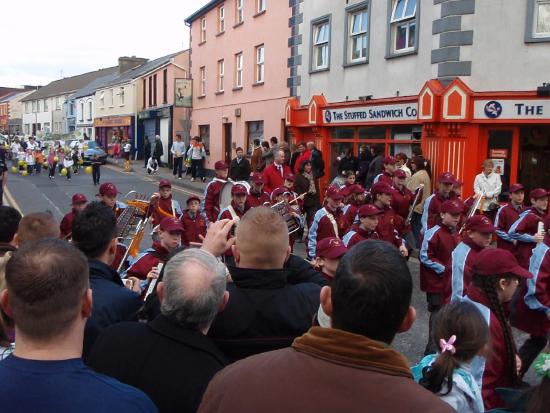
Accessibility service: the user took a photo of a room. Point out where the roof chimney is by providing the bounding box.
[118,56,148,74]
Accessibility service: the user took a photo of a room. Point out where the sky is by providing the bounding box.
[0,0,210,88]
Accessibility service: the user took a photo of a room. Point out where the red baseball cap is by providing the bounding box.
[71,193,87,204]
[231,184,248,196]
[465,215,495,233]
[383,156,397,165]
[371,182,395,196]
[441,200,463,214]
[159,217,184,232]
[473,248,532,279]
[438,172,456,185]
[326,185,344,200]
[394,169,407,179]
[349,184,365,195]
[215,161,228,170]
[340,186,351,198]
[271,187,288,201]
[509,183,525,193]
[251,173,264,184]
[530,188,549,200]
[316,237,348,259]
[99,183,118,196]
[284,173,295,182]
[159,179,171,188]
[186,196,200,204]
[358,204,383,218]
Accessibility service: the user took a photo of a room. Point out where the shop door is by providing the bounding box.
[487,129,514,198]
[519,126,550,191]
[329,142,354,183]
[223,123,232,164]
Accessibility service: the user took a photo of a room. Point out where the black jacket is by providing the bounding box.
[310,148,324,178]
[229,157,251,181]
[338,155,359,174]
[294,174,321,209]
[208,265,322,361]
[88,314,227,413]
[153,140,164,157]
[84,259,141,360]
[365,154,384,188]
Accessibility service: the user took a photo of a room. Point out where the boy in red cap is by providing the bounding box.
[203,161,229,223]
[246,173,270,208]
[342,184,365,226]
[342,204,382,248]
[509,187,548,269]
[125,216,183,293]
[373,156,397,185]
[419,199,462,353]
[391,169,413,221]
[421,171,458,233]
[494,183,526,253]
[449,214,495,302]
[307,186,349,259]
[98,183,126,218]
[59,194,88,239]
[150,180,182,227]
[218,184,250,264]
[370,182,408,257]
[180,196,207,247]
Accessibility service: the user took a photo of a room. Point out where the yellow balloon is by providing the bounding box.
[85,166,93,174]
[54,156,59,162]
[21,170,28,177]
[60,168,68,176]
[18,160,25,166]
[10,166,17,173]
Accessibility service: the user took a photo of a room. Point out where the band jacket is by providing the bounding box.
[181,210,207,247]
[151,196,182,227]
[59,210,76,239]
[342,226,380,248]
[373,171,393,186]
[218,202,249,257]
[262,162,291,193]
[464,287,519,411]
[421,191,457,233]
[419,224,461,294]
[308,205,349,258]
[375,204,404,249]
[494,202,524,253]
[449,234,485,303]
[125,241,170,280]
[513,236,550,337]
[509,207,545,269]
[343,203,358,226]
[207,265,321,362]
[246,191,270,208]
[198,327,455,413]
[203,178,226,223]
[391,185,413,220]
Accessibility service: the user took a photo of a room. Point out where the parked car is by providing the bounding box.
[83,141,107,164]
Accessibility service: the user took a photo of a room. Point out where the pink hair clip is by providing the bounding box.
[439,335,457,354]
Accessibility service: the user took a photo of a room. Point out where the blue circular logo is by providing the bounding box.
[324,110,332,123]
[484,101,503,119]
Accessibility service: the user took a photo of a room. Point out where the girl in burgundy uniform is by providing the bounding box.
[464,248,532,410]
[494,183,525,253]
[342,204,382,248]
[180,196,207,247]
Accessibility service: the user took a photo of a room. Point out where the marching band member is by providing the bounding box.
[314,237,348,282]
[449,215,495,302]
[308,186,349,260]
[342,184,365,226]
[373,156,397,185]
[246,173,270,208]
[276,186,305,252]
[180,196,207,247]
[283,173,304,211]
[370,182,408,257]
[218,183,250,265]
[419,200,462,354]
[125,216,183,295]
[59,194,88,239]
[150,180,182,227]
[342,204,382,248]
[494,183,526,253]
[203,161,230,224]
[97,182,127,270]
[421,172,457,233]
[509,188,548,269]
[391,169,413,221]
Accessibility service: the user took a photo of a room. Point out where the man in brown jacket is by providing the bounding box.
[250,139,263,173]
[198,240,454,413]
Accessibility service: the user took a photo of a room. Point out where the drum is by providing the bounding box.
[271,202,301,235]
[219,181,251,210]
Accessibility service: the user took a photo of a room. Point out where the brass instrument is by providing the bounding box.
[405,184,424,226]
[459,193,485,234]
[270,192,307,235]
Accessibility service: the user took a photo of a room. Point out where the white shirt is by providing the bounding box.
[473,171,502,210]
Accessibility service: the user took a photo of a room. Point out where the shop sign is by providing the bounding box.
[492,159,505,175]
[94,116,132,127]
[175,78,192,108]
[489,149,508,158]
[474,99,550,120]
[323,103,418,124]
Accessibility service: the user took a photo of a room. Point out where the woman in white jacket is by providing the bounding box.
[473,159,501,214]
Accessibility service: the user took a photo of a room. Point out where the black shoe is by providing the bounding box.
[201,177,206,182]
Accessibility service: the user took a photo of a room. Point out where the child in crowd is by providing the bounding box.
[34,150,44,174]
[25,149,35,175]
[62,152,73,180]
[413,301,488,413]
[71,148,80,174]
[91,154,101,186]
[47,150,57,179]
[180,196,207,247]
[146,156,158,175]
[342,204,382,248]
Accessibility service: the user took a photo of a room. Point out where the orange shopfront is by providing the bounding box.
[286,79,550,198]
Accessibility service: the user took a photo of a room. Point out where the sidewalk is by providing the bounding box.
[106,158,207,196]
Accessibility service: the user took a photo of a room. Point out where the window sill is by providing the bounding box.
[385,49,418,60]
[197,95,206,100]
[216,30,225,37]
[343,60,368,68]
[232,86,243,91]
[198,41,206,46]
[233,21,244,29]
[309,67,330,74]
[252,81,264,87]
[525,35,550,43]
[215,91,225,95]
[253,10,266,18]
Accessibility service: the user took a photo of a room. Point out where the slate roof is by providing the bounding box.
[71,73,120,99]
[185,0,223,24]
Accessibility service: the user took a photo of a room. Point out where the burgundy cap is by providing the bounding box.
[371,182,395,196]
[271,187,288,201]
[99,183,118,196]
[530,188,549,200]
[186,196,200,204]
[349,184,365,195]
[159,179,171,188]
[251,173,264,184]
[383,156,397,165]
[465,215,495,233]
[440,200,463,214]
[284,173,295,182]
[358,204,383,218]
[453,179,464,188]
[215,161,228,170]
[231,184,248,196]
[394,169,407,179]
[438,172,456,185]
[509,183,525,193]
[473,248,532,279]
[316,237,348,260]
[326,185,344,200]
[71,193,87,204]
[340,186,351,198]
[159,217,184,232]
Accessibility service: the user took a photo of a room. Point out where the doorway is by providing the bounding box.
[486,129,513,197]
[223,123,232,164]
[519,126,550,191]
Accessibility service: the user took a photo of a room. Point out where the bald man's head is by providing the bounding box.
[17,212,60,246]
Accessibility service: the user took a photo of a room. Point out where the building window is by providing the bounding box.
[37,100,41,113]
[199,125,210,153]
[88,101,92,121]
[110,90,114,106]
[256,0,266,14]
[120,87,125,105]
[100,92,105,108]
[24,124,29,134]
[246,121,263,153]
[163,69,168,104]
[389,0,417,55]
[527,0,550,41]
[56,97,61,110]
[143,78,147,107]
[311,17,331,71]
[200,66,206,96]
[235,53,243,88]
[80,102,84,121]
[236,0,244,24]
[153,74,157,106]
[44,99,49,112]
[218,6,225,33]
[148,77,153,106]
[200,17,207,42]
[346,3,369,64]
[32,100,37,112]
[255,44,264,83]
[25,102,30,114]
[44,123,50,133]
[217,60,225,92]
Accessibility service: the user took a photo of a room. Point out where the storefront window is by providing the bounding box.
[199,125,210,155]
[359,126,386,140]
[246,121,264,154]
[519,126,550,193]
[389,125,421,157]
[330,142,354,181]
[332,127,355,139]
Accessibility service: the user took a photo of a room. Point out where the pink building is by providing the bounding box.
[185,0,292,169]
